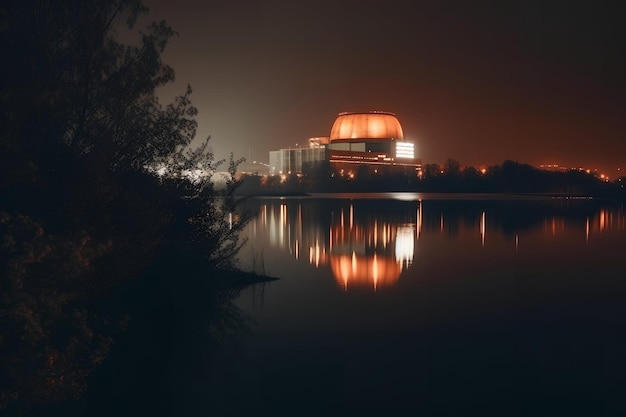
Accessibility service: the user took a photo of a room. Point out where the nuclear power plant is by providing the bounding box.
[269,111,421,177]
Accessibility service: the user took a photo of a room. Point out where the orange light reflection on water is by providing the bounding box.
[330,252,402,291]
[251,200,626,293]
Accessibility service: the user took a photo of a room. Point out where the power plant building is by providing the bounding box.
[269,146,329,176]
[269,111,421,177]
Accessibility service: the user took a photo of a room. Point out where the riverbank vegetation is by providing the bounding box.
[0,1,266,414]
[237,159,625,197]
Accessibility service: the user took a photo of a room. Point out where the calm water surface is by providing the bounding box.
[228,194,625,416]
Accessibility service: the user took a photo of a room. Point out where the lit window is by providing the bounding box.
[395,142,414,159]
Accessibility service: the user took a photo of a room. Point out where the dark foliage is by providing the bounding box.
[0,0,255,413]
[245,158,624,197]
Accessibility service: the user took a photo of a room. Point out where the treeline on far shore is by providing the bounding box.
[236,159,626,197]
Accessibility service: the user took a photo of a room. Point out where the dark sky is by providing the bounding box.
[141,0,625,176]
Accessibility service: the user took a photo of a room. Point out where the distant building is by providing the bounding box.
[269,146,330,176]
[538,164,570,172]
[238,160,270,176]
[269,111,421,177]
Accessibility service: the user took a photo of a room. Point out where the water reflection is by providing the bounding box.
[235,196,626,416]
[242,196,625,291]
[249,199,420,290]
[328,203,419,290]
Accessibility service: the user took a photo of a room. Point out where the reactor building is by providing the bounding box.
[269,111,421,177]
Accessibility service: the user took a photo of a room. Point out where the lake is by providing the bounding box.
[228,194,625,416]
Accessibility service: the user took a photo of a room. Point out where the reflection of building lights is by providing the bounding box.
[252,202,626,295]
[599,210,607,231]
[268,206,278,246]
[480,211,486,247]
[543,217,566,236]
[373,254,379,291]
[395,226,415,266]
[281,203,287,226]
[417,202,422,238]
[254,201,426,291]
[373,220,378,246]
[262,205,267,226]
[330,252,402,291]
[276,204,286,247]
[349,204,354,229]
[309,239,326,267]
[382,224,387,248]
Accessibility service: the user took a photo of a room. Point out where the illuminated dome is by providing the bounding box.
[329,111,404,141]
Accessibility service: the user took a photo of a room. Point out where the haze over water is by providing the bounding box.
[229,194,625,416]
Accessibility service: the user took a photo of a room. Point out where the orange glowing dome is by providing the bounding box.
[330,253,402,290]
[329,111,404,141]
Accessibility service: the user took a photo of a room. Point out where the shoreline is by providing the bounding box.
[237,191,626,201]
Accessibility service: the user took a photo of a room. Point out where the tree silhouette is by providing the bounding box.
[1,0,197,182]
[0,1,254,413]
[444,158,461,176]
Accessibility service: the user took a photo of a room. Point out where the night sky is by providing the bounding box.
[141,0,625,177]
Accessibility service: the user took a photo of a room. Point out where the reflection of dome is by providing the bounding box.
[329,112,404,141]
[330,253,402,290]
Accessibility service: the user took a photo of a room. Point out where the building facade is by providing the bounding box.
[269,111,421,177]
